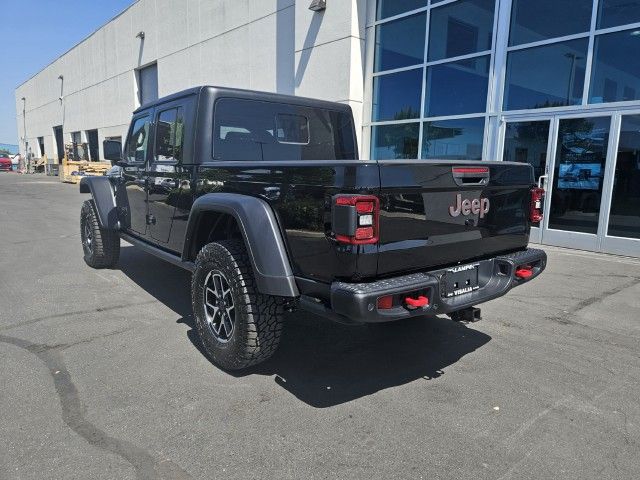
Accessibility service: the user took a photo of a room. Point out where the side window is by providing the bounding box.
[154,107,184,162]
[126,115,150,163]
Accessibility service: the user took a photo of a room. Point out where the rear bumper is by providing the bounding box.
[303,248,546,324]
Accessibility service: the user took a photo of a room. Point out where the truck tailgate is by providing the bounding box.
[376,160,534,277]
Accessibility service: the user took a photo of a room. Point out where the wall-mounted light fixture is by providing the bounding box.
[58,75,64,101]
[136,31,145,39]
[309,0,326,12]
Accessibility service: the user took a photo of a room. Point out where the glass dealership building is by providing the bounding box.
[363,0,640,256]
[16,0,640,257]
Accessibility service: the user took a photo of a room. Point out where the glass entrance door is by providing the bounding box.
[601,114,640,256]
[502,119,553,243]
[542,115,613,251]
[502,113,640,257]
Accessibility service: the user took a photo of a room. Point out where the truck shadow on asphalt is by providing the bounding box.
[119,247,492,408]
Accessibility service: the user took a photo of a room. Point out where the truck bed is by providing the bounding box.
[238,159,536,283]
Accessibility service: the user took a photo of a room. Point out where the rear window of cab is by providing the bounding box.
[212,98,356,161]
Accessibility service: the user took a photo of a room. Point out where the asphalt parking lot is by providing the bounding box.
[1,173,639,480]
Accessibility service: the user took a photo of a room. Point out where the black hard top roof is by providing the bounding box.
[133,86,352,114]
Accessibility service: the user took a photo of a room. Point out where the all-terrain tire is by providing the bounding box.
[191,240,286,370]
[80,200,120,268]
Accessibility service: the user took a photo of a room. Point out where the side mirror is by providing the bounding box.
[103,140,126,166]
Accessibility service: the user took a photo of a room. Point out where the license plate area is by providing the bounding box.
[444,264,480,297]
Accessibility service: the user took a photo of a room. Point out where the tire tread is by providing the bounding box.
[80,200,120,268]
[191,239,285,370]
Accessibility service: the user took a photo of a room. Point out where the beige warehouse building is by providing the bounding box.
[15,0,368,161]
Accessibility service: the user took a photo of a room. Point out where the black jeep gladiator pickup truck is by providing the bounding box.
[80,86,546,370]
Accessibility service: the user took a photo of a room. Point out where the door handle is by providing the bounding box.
[537,175,548,189]
[146,214,156,225]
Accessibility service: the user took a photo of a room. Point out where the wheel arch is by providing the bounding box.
[79,177,119,230]
[184,193,299,298]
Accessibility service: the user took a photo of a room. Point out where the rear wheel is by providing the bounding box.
[191,240,286,370]
[80,200,120,268]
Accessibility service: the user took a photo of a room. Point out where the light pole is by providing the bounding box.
[59,75,65,164]
[21,97,29,173]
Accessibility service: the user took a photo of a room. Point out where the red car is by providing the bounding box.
[0,156,13,172]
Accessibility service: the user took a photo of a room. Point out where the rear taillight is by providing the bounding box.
[530,187,544,224]
[333,195,380,245]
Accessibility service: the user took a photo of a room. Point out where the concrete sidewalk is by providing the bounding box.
[1,174,639,480]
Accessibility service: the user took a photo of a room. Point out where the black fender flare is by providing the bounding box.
[184,193,299,298]
[79,177,119,230]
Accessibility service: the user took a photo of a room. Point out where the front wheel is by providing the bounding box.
[191,240,286,370]
[80,200,120,268]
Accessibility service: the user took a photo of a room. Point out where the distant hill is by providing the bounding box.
[0,143,19,155]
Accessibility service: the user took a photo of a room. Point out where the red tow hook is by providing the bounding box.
[404,296,429,309]
[515,267,534,279]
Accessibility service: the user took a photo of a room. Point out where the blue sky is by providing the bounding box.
[0,0,134,144]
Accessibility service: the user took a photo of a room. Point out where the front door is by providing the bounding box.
[502,112,640,257]
[122,113,153,236]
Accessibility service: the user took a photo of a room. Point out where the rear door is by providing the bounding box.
[147,103,187,244]
[376,161,534,276]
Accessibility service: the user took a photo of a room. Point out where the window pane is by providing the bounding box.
[425,55,489,116]
[422,117,485,160]
[213,99,356,161]
[375,13,426,72]
[589,30,640,105]
[428,0,495,62]
[373,69,423,121]
[138,63,158,105]
[504,39,588,110]
[155,108,184,162]
[503,121,550,180]
[598,0,640,29]
[371,123,419,160]
[548,116,611,234]
[126,116,150,163]
[509,0,592,46]
[276,114,310,144]
[608,115,640,239]
[377,0,427,20]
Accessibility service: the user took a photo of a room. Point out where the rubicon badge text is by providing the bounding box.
[449,194,490,218]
